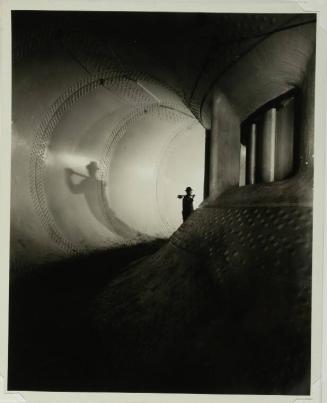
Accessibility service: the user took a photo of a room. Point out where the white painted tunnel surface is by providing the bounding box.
[11,51,205,265]
[108,111,205,238]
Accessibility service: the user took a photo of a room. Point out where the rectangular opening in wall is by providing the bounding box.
[240,89,299,185]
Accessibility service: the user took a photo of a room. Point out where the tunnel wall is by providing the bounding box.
[201,22,316,203]
[11,49,87,270]
[202,23,315,126]
[11,42,205,274]
[10,14,316,275]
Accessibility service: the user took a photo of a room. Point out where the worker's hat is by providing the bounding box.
[86,161,99,172]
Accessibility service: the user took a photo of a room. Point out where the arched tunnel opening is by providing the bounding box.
[38,78,205,250]
[11,12,207,262]
[8,10,316,395]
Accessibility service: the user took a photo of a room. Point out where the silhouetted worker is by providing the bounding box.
[177,186,195,222]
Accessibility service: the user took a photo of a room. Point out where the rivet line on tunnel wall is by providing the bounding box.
[98,105,194,236]
[15,30,195,251]
[28,70,194,253]
[29,74,141,254]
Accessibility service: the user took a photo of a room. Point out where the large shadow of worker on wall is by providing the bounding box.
[65,161,142,239]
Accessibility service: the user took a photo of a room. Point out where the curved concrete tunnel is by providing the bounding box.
[8,11,317,394]
[40,79,205,247]
[11,12,316,270]
[11,33,205,267]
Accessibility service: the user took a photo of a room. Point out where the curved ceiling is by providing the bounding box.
[12,11,316,118]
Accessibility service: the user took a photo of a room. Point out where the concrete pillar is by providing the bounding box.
[246,123,256,185]
[275,97,295,181]
[239,144,246,187]
[261,108,277,182]
[209,92,240,198]
[203,129,211,198]
[298,54,315,174]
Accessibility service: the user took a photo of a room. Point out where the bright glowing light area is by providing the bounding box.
[35,77,205,252]
[108,112,205,237]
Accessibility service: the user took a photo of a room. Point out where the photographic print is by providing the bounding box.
[5,6,318,396]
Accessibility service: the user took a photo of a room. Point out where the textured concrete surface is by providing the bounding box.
[8,202,312,393]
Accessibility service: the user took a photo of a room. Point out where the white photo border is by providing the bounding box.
[0,1,326,402]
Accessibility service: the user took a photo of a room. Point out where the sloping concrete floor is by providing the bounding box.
[8,206,311,394]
